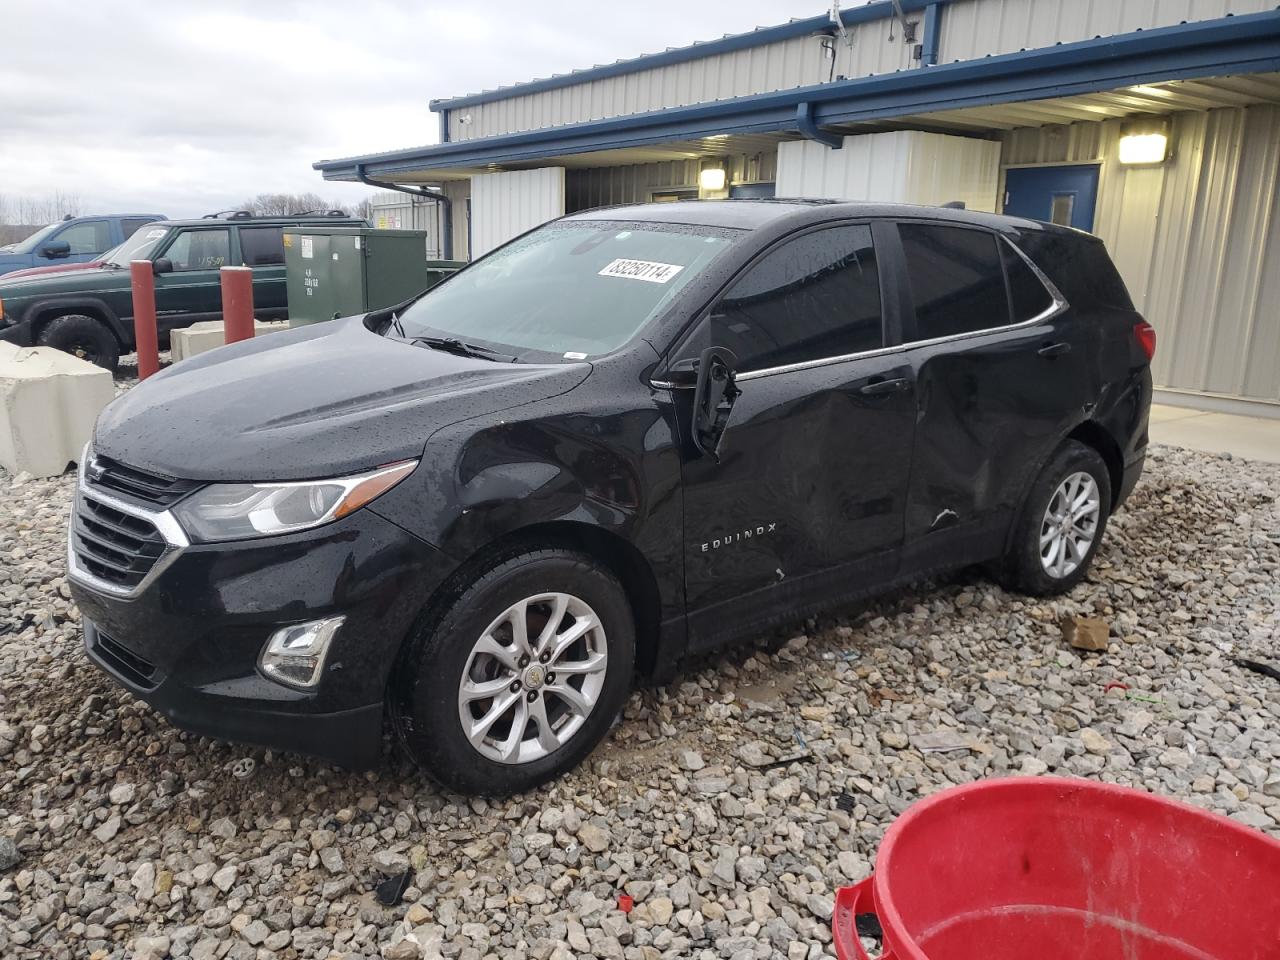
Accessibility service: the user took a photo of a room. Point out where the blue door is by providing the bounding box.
[1003,165,1099,231]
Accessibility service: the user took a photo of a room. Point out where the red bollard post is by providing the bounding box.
[129,260,160,380]
[220,266,255,345]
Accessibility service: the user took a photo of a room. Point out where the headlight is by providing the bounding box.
[173,460,417,542]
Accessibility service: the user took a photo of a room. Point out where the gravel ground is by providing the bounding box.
[1,436,1278,960]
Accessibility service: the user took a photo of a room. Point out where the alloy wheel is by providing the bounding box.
[1039,471,1101,578]
[457,592,608,764]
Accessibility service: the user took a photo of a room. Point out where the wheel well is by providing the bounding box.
[1066,420,1123,507]
[426,522,664,680]
[33,306,123,348]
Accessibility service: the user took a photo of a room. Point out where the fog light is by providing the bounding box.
[259,616,345,689]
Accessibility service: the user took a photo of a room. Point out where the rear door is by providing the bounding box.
[152,227,231,336]
[672,221,916,648]
[236,225,288,319]
[893,220,1092,568]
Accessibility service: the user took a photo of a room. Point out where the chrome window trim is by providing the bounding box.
[650,234,1066,388]
[66,455,190,600]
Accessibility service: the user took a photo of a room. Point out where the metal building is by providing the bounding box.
[317,0,1280,414]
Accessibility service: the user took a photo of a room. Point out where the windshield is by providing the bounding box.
[105,224,170,266]
[11,223,60,255]
[395,220,739,358]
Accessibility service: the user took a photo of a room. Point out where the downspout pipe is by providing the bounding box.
[353,162,454,260]
[921,2,941,66]
[796,101,843,149]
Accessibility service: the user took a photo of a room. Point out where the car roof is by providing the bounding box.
[565,198,1085,238]
[159,215,368,228]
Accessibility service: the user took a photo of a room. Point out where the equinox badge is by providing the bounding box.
[702,522,777,552]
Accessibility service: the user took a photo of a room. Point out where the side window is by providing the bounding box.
[710,224,883,373]
[162,229,230,271]
[121,218,155,239]
[1002,241,1054,322]
[238,227,285,267]
[899,224,1009,341]
[57,220,111,255]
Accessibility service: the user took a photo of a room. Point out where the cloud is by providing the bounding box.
[0,0,822,218]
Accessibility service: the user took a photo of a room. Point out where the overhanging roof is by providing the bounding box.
[316,10,1280,183]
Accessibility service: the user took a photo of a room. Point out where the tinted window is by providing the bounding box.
[121,218,155,239]
[1018,232,1134,311]
[162,229,229,271]
[58,220,111,255]
[239,226,285,266]
[710,224,882,373]
[1002,241,1054,322]
[900,224,1009,341]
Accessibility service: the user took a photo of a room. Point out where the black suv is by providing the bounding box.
[0,211,365,371]
[67,200,1152,794]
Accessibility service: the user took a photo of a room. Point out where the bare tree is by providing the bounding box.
[0,191,82,225]
[234,192,375,218]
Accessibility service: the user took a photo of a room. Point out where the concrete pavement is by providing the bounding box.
[1149,404,1280,463]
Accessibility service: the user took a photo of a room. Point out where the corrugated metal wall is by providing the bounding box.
[369,191,442,256]
[937,0,1273,64]
[565,152,778,211]
[777,131,1001,210]
[470,167,565,258]
[1002,104,1280,404]
[447,0,1271,142]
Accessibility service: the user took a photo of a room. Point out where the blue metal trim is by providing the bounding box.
[317,11,1280,180]
[427,0,950,112]
[797,102,843,148]
[921,2,941,67]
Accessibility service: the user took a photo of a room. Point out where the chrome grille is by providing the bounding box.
[71,493,167,589]
[85,453,200,507]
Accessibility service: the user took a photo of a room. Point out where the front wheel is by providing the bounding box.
[1000,440,1112,596]
[37,313,121,373]
[391,548,635,795]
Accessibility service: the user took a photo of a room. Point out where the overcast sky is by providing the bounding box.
[1,0,830,220]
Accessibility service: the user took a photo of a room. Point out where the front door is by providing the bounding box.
[1003,165,1100,232]
[152,227,231,337]
[672,222,915,650]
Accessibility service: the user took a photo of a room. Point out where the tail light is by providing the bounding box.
[1134,321,1156,360]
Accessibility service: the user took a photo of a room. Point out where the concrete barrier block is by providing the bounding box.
[170,320,289,363]
[0,342,115,479]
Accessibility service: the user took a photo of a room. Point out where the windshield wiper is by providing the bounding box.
[411,336,515,363]
[390,312,407,339]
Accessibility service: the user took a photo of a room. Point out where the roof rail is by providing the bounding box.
[202,209,255,220]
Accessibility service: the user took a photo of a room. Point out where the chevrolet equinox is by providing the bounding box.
[68,200,1153,795]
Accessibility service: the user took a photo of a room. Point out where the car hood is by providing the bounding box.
[0,263,122,294]
[94,316,592,482]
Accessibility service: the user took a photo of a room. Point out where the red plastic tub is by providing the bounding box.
[833,777,1280,959]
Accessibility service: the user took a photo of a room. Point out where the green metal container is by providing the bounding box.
[284,227,463,326]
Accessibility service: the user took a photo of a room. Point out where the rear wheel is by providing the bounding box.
[1000,440,1111,596]
[37,314,120,373]
[391,548,634,795]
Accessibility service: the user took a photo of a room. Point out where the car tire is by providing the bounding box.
[37,314,120,373]
[1000,440,1112,596]
[391,547,635,795]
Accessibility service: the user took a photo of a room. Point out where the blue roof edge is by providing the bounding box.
[427,0,949,112]
[317,9,1280,180]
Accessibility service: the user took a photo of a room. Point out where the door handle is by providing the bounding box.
[1038,341,1072,358]
[859,377,911,397]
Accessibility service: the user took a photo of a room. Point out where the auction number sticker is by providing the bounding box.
[598,258,684,283]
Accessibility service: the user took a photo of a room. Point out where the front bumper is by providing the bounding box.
[70,501,455,768]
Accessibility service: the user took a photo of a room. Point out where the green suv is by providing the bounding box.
[0,211,366,372]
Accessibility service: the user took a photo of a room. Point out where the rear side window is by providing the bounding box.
[1002,242,1055,322]
[1017,231,1133,311]
[121,218,155,239]
[239,227,285,266]
[899,223,1008,341]
[711,223,883,372]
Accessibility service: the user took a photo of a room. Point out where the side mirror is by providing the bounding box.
[690,346,740,462]
[42,240,71,259]
[152,257,174,275]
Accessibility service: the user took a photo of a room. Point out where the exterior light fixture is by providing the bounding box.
[1119,117,1171,165]
[699,166,727,191]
